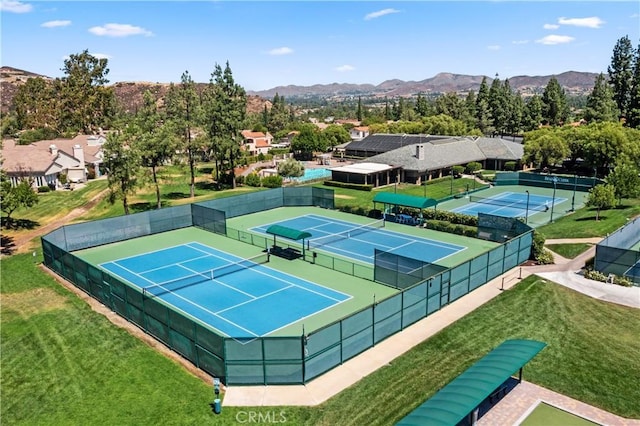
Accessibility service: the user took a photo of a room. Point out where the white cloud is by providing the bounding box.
[1,0,33,13]
[558,16,605,28]
[364,8,400,21]
[41,20,71,28]
[512,40,529,45]
[543,23,559,30]
[267,47,293,56]
[536,35,575,45]
[335,65,355,72]
[89,23,153,37]
[91,53,112,60]
[62,52,111,61]
[487,45,501,51]
[630,13,639,19]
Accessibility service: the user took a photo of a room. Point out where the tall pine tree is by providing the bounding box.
[627,43,640,128]
[584,73,617,123]
[608,36,634,121]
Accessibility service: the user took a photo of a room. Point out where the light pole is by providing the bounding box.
[571,173,577,212]
[525,190,530,224]
[450,169,454,195]
[549,177,557,223]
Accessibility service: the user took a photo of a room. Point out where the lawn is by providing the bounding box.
[3,250,639,425]
[520,403,598,426]
[536,198,640,239]
[546,243,593,259]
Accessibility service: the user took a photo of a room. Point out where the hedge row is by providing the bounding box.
[324,181,373,191]
[422,210,478,226]
[423,220,477,238]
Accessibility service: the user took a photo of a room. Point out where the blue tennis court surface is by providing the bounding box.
[100,242,350,338]
[251,214,465,264]
[451,191,566,218]
[624,260,640,280]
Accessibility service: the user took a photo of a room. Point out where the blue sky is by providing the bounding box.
[2,1,639,91]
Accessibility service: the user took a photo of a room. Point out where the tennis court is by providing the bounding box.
[451,191,566,218]
[100,242,351,338]
[251,214,465,264]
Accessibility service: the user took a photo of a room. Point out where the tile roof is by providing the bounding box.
[1,136,104,174]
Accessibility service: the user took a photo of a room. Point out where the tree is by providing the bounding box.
[523,95,543,131]
[605,157,640,204]
[165,71,200,197]
[291,124,326,159]
[541,77,569,126]
[13,77,59,133]
[103,127,141,215]
[506,89,524,135]
[0,171,39,227]
[135,90,178,209]
[608,36,635,120]
[356,96,363,121]
[435,93,465,120]
[203,61,246,189]
[488,74,508,135]
[475,77,493,134]
[584,73,618,123]
[586,184,616,220]
[268,93,289,133]
[322,124,351,147]
[277,158,304,178]
[627,43,640,128]
[523,130,569,168]
[59,49,115,133]
[415,93,431,118]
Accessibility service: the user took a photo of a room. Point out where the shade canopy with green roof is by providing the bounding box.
[396,339,546,426]
[373,192,438,210]
[265,225,312,259]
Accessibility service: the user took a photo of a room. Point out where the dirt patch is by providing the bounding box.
[2,287,69,317]
[334,194,355,199]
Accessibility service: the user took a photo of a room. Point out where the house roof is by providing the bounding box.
[1,136,104,174]
[256,139,270,148]
[241,130,266,139]
[345,134,458,154]
[361,136,524,172]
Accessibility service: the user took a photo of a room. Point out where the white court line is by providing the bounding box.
[141,252,214,275]
[215,285,294,314]
[178,264,258,300]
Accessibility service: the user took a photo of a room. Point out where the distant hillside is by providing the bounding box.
[247,71,599,99]
[1,66,599,115]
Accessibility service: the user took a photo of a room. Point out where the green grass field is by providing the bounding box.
[520,403,598,426]
[546,243,593,259]
[3,251,640,425]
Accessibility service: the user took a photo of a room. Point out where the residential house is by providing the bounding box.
[1,134,106,188]
[241,130,273,156]
[349,126,370,141]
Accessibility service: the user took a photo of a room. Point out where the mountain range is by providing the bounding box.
[1,66,599,115]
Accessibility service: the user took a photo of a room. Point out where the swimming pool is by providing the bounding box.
[291,168,332,182]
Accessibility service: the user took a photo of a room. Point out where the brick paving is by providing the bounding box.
[478,381,640,426]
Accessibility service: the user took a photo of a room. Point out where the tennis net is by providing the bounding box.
[469,195,549,212]
[308,218,385,250]
[142,252,270,297]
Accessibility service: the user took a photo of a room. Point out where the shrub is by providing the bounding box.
[452,165,465,177]
[58,173,68,185]
[257,153,266,161]
[245,173,261,187]
[87,167,96,179]
[235,175,245,185]
[465,162,482,174]
[504,161,517,171]
[261,175,283,188]
[324,181,373,191]
[422,210,478,226]
[531,230,552,264]
[37,185,51,193]
[17,127,60,144]
[423,220,477,238]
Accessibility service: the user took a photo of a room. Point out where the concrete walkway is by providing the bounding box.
[223,236,639,409]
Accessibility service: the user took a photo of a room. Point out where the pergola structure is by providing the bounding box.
[265,225,312,260]
[372,192,438,224]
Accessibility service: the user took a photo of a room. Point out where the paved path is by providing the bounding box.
[224,235,640,415]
